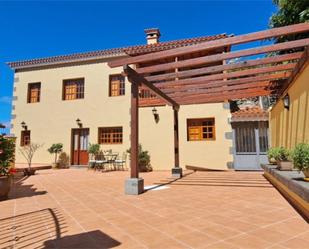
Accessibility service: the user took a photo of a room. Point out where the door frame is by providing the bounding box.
[71,128,90,165]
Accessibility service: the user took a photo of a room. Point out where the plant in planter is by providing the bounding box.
[88,143,100,168]
[0,135,16,200]
[19,143,42,176]
[267,147,281,165]
[127,144,152,172]
[56,152,70,169]
[47,143,63,167]
[292,143,309,179]
[276,147,293,171]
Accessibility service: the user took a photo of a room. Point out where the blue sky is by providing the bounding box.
[0,0,277,133]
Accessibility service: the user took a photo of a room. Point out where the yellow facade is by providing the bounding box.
[270,64,309,148]
[12,59,233,170]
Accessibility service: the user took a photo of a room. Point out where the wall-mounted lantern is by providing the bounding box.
[152,107,159,123]
[283,94,290,110]
[21,121,28,130]
[76,118,83,128]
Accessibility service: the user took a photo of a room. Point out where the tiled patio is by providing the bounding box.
[0,169,308,249]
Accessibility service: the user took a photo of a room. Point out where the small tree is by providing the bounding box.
[19,143,42,170]
[88,143,100,160]
[48,143,63,164]
[127,144,152,172]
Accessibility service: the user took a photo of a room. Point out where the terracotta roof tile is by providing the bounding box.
[231,106,269,122]
[7,33,228,69]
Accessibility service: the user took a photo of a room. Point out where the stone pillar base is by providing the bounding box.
[172,167,183,178]
[125,178,144,195]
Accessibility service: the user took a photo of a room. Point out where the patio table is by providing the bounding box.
[103,153,119,170]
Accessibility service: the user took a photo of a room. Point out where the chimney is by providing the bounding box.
[144,28,161,45]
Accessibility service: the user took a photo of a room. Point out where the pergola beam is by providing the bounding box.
[158,71,291,92]
[279,47,309,96]
[175,89,273,105]
[136,38,309,74]
[169,81,271,98]
[123,65,179,108]
[145,52,302,82]
[108,23,309,68]
[152,62,295,87]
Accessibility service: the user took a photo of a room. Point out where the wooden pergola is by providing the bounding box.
[108,23,309,195]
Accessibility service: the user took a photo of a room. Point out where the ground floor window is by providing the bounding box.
[20,130,31,146]
[98,127,123,144]
[187,118,215,141]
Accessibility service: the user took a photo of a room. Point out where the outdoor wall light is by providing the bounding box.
[21,121,27,130]
[76,118,83,128]
[283,94,290,109]
[152,107,159,123]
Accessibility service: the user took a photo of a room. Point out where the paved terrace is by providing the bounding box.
[0,169,308,249]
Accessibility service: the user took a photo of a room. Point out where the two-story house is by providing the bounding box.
[8,29,238,170]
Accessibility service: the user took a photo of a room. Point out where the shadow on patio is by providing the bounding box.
[0,208,66,248]
[151,171,273,189]
[43,230,121,248]
[7,176,47,200]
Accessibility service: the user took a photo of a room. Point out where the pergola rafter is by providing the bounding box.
[108,23,309,195]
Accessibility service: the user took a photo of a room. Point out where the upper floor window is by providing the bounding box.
[187,118,216,141]
[63,78,84,100]
[98,127,123,144]
[109,74,125,97]
[20,130,31,146]
[27,83,41,103]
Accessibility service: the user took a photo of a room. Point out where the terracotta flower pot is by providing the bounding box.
[302,169,309,178]
[0,176,12,200]
[277,161,293,171]
[24,168,36,176]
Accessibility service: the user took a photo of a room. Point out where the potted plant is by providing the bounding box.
[0,135,16,200]
[56,152,70,169]
[127,144,152,172]
[267,147,281,165]
[276,147,293,171]
[19,143,42,176]
[48,143,63,167]
[292,143,309,179]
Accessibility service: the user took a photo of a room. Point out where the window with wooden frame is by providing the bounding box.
[27,83,41,103]
[187,118,216,141]
[20,130,31,146]
[98,127,123,144]
[63,78,84,100]
[109,74,125,97]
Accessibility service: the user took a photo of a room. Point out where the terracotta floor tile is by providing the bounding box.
[0,169,308,249]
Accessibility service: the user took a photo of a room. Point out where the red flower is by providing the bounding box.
[9,168,17,175]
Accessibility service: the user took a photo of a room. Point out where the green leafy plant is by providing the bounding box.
[57,152,70,169]
[267,147,291,163]
[48,143,63,164]
[291,143,309,171]
[270,0,309,44]
[88,143,100,160]
[127,144,152,172]
[0,136,15,176]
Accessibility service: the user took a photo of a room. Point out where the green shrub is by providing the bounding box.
[88,143,100,159]
[127,144,152,172]
[267,147,290,162]
[48,143,63,164]
[292,143,309,171]
[0,136,15,176]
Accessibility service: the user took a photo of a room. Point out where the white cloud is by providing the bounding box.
[0,96,12,104]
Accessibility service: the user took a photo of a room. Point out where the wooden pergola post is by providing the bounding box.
[172,106,182,178]
[124,65,144,195]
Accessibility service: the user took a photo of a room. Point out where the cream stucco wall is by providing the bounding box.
[270,64,309,149]
[12,60,233,170]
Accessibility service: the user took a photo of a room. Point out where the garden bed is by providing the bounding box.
[261,164,309,220]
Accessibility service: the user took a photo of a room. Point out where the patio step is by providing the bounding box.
[70,165,88,169]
